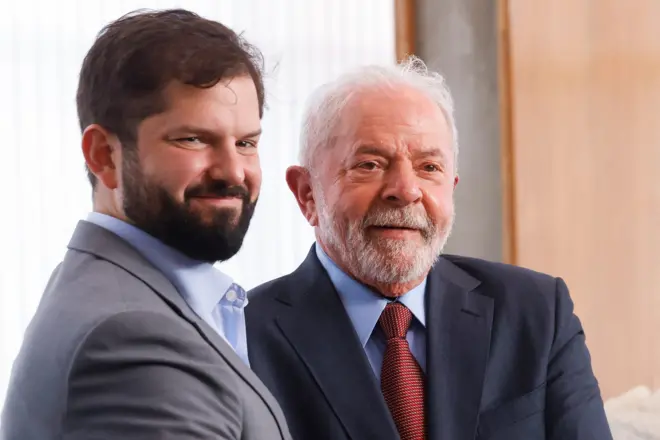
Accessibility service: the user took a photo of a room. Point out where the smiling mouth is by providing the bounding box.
[190,196,242,206]
[369,225,417,231]
[369,225,419,231]
[192,195,241,200]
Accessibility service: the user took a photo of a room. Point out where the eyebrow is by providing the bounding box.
[240,128,263,138]
[416,148,447,161]
[353,146,387,157]
[353,145,446,160]
[168,125,262,139]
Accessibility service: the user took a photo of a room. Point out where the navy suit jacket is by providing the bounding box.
[246,247,613,440]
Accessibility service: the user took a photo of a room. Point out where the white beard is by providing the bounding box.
[315,189,454,286]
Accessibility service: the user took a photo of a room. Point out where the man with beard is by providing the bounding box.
[1,9,291,440]
[245,58,612,440]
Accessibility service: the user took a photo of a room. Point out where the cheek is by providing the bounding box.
[424,185,455,219]
[141,150,205,197]
[336,185,379,221]
[243,157,262,196]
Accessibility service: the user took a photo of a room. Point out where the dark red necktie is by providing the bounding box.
[379,302,426,440]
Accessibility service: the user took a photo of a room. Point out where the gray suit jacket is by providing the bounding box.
[1,221,291,440]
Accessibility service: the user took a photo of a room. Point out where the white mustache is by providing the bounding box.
[362,208,431,231]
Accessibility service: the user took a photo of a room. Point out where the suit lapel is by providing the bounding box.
[68,221,289,436]
[426,258,493,440]
[274,250,399,440]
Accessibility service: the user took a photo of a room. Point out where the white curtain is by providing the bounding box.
[0,0,395,409]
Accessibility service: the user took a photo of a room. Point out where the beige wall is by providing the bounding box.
[501,0,660,398]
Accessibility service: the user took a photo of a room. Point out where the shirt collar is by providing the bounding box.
[315,242,427,347]
[85,212,239,320]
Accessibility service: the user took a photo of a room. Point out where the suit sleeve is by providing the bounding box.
[61,310,243,440]
[545,278,613,440]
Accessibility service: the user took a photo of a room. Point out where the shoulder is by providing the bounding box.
[74,310,227,370]
[441,254,558,290]
[440,256,579,360]
[249,247,326,305]
[79,310,196,345]
[70,310,244,397]
[43,247,176,318]
[438,254,566,317]
[63,310,245,437]
[247,274,297,317]
[249,274,294,299]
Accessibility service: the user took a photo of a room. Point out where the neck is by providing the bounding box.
[368,278,426,298]
[92,190,126,221]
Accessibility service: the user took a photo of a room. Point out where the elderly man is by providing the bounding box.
[246,58,612,440]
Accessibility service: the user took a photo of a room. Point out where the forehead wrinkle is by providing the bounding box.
[348,136,447,161]
[318,86,451,173]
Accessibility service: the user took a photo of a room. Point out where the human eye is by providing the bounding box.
[356,161,380,171]
[236,139,257,148]
[171,136,207,150]
[422,163,441,172]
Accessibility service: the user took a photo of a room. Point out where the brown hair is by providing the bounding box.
[76,8,265,187]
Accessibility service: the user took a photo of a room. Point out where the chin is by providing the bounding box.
[200,208,240,223]
[373,240,420,255]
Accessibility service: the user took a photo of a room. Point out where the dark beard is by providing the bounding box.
[121,153,257,263]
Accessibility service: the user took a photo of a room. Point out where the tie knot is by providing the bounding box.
[379,302,413,340]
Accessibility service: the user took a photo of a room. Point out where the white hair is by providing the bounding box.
[298,56,458,172]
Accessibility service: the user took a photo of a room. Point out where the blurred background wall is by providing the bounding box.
[416,0,502,263]
[408,0,660,399]
[501,0,660,400]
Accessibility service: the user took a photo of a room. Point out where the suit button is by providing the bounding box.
[226,289,237,302]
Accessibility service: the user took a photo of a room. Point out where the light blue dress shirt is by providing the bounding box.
[86,212,250,366]
[315,243,427,381]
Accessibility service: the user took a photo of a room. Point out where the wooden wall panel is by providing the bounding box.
[395,0,416,61]
[502,0,660,398]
